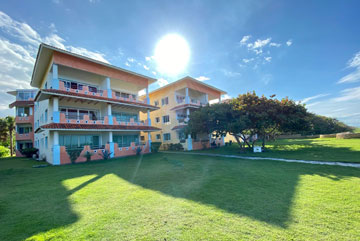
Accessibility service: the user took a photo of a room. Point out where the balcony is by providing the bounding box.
[58,113,150,126]
[59,81,148,105]
[15,115,34,124]
[16,132,34,141]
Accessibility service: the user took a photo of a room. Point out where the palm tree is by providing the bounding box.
[5,116,15,156]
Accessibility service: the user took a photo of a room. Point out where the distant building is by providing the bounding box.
[8,89,37,157]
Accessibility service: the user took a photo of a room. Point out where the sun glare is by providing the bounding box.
[154,34,190,76]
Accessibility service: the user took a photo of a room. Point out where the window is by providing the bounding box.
[59,135,100,149]
[156,134,161,140]
[161,97,169,106]
[45,137,48,149]
[115,91,136,100]
[140,136,145,141]
[176,95,185,103]
[155,117,160,123]
[45,109,48,122]
[60,107,99,120]
[163,133,171,141]
[178,130,186,140]
[17,126,32,134]
[17,107,30,117]
[113,134,139,147]
[40,114,44,123]
[154,100,159,106]
[113,112,138,122]
[162,115,170,123]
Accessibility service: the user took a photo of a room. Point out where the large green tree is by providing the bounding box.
[0,116,15,156]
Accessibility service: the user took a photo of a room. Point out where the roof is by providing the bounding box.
[9,101,34,108]
[31,43,157,88]
[148,76,227,96]
[171,125,187,130]
[36,123,161,133]
[35,89,159,111]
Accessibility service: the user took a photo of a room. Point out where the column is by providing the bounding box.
[185,87,190,104]
[53,97,60,123]
[52,64,59,89]
[107,104,113,125]
[30,106,33,116]
[219,94,222,103]
[146,86,150,104]
[205,93,209,104]
[147,109,151,125]
[106,77,112,98]
[148,132,152,153]
[186,108,190,121]
[109,131,114,158]
[53,131,60,165]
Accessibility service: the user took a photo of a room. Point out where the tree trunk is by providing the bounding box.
[233,134,243,149]
[9,129,13,156]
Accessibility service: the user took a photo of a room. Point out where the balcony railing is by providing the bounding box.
[16,132,34,141]
[59,81,148,105]
[59,113,150,126]
[15,115,33,123]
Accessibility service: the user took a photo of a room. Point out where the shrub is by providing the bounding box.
[21,148,38,158]
[151,142,162,153]
[136,146,142,155]
[83,151,93,162]
[67,149,82,163]
[0,146,10,157]
[169,143,184,151]
[98,149,112,160]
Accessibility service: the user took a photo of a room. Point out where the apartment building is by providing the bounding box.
[140,76,226,150]
[31,44,160,165]
[8,89,37,157]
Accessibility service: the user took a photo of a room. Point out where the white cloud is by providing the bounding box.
[239,35,251,45]
[333,86,360,102]
[264,56,272,62]
[261,74,272,85]
[143,65,150,70]
[338,51,360,84]
[127,57,135,63]
[0,11,110,117]
[221,69,241,77]
[247,38,271,49]
[152,71,157,75]
[301,93,330,104]
[269,42,281,47]
[286,39,293,46]
[242,58,254,63]
[158,78,168,87]
[125,62,130,67]
[195,76,210,81]
[145,56,151,61]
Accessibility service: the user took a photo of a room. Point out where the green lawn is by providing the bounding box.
[194,138,360,163]
[1,154,359,240]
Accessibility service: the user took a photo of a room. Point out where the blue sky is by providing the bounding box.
[0,0,360,126]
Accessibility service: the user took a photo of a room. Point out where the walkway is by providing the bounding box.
[162,151,360,168]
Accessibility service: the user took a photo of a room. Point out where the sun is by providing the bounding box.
[154,34,190,76]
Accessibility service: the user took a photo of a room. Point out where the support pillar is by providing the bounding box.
[107,104,113,125]
[147,109,151,125]
[205,93,209,104]
[186,108,190,121]
[109,131,114,158]
[148,132,152,152]
[219,94,222,103]
[53,97,60,123]
[185,87,189,104]
[146,86,150,104]
[51,64,59,89]
[106,77,112,98]
[187,134,192,151]
[53,131,60,165]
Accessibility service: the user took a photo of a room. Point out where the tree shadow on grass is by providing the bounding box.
[0,153,359,239]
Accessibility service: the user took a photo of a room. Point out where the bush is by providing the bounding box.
[151,142,162,153]
[169,143,184,151]
[66,148,82,163]
[98,149,112,160]
[0,146,10,157]
[21,148,38,158]
[136,146,142,155]
[83,151,93,162]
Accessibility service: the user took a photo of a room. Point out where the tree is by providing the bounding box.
[187,92,310,150]
[5,116,15,156]
[303,113,354,135]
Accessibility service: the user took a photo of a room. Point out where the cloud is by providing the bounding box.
[195,76,210,81]
[338,51,360,84]
[301,93,330,104]
[239,35,251,45]
[145,56,151,61]
[264,56,272,62]
[261,74,272,85]
[333,86,360,102]
[242,58,254,63]
[221,69,241,77]
[158,78,168,87]
[286,39,293,46]
[269,42,281,47]
[127,57,135,63]
[143,65,150,70]
[0,11,110,117]
[247,38,271,49]
[152,71,157,76]
[125,62,130,67]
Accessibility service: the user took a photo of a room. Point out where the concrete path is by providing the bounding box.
[162,151,360,168]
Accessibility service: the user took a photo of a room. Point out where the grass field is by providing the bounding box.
[194,138,360,163]
[0,154,359,240]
